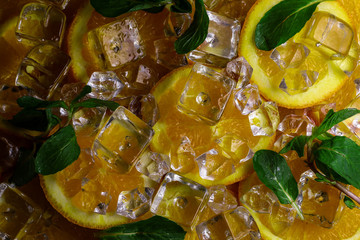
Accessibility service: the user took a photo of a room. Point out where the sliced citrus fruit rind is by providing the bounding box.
[151,65,275,187]
[239,0,356,109]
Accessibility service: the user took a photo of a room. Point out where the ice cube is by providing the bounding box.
[196,149,235,181]
[277,114,315,136]
[296,170,345,228]
[355,78,360,96]
[196,214,234,240]
[151,172,208,227]
[207,185,238,215]
[87,71,124,100]
[135,151,171,183]
[240,184,277,214]
[279,70,319,95]
[117,187,154,219]
[93,192,112,215]
[234,84,262,115]
[248,101,280,136]
[72,107,106,136]
[178,63,235,125]
[225,57,253,87]
[15,44,70,100]
[0,183,42,239]
[305,12,353,59]
[270,41,309,70]
[49,0,70,10]
[15,3,66,47]
[268,202,296,234]
[153,38,187,70]
[164,12,192,37]
[224,206,261,240]
[88,18,144,70]
[203,0,222,10]
[215,134,253,162]
[170,136,196,174]
[188,11,241,67]
[92,106,154,173]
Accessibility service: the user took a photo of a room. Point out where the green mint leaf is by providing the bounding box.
[90,0,171,18]
[253,150,303,219]
[72,98,120,111]
[344,196,356,209]
[17,96,67,110]
[255,0,325,51]
[144,6,166,13]
[96,216,186,240]
[280,135,310,157]
[71,85,92,105]
[312,108,360,139]
[9,148,37,187]
[174,0,209,54]
[313,136,360,189]
[9,109,49,132]
[35,125,80,175]
[45,109,61,132]
[171,0,192,13]
[314,173,335,184]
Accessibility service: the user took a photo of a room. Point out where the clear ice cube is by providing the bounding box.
[164,12,192,37]
[279,70,319,95]
[15,3,66,47]
[15,44,70,100]
[49,0,70,10]
[270,41,309,70]
[170,136,196,174]
[296,170,345,228]
[203,0,221,10]
[72,107,106,136]
[87,71,124,100]
[117,187,154,219]
[277,114,315,136]
[135,151,171,183]
[215,134,253,162]
[196,206,261,240]
[225,57,253,88]
[150,172,208,227]
[224,206,261,240]
[153,37,187,70]
[354,78,360,96]
[0,183,42,239]
[207,185,238,215]
[196,149,235,181]
[188,11,241,67]
[240,184,277,214]
[305,12,353,58]
[198,11,241,60]
[128,94,159,127]
[234,84,262,115]
[196,214,234,240]
[248,101,280,136]
[92,106,154,173]
[89,18,144,70]
[177,63,235,125]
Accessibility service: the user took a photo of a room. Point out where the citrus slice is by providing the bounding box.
[239,0,358,109]
[40,136,155,229]
[151,65,275,186]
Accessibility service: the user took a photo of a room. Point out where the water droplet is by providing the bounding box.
[174,196,188,209]
[196,92,211,105]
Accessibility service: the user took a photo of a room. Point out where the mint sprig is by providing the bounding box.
[8,86,120,186]
[96,216,186,240]
[255,0,328,51]
[254,108,360,212]
[90,0,209,54]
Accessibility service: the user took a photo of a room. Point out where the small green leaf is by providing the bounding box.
[72,98,120,111]
[9,148,37,187]
[280,135,310,157]
[255,0,325,51]
[344,196,356,209]
[314,173,335,184]
[312,108,360,139]
[314,136,360,189]
[9,109,49,132]
[71,85,92,105]
[45,109,61,132]
[96,216,186,240]
[174,0,209,54]
[35,125,80,175]
[171,0,192,13]
[17,96,67,109]
[90,0,171,18]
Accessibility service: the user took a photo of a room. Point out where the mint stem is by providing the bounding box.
[333,182,360,205]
